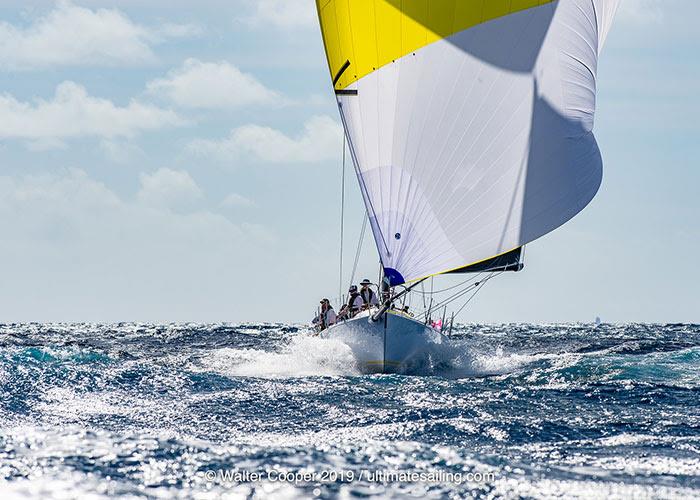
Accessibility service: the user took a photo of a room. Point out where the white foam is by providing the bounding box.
[199,334,361,378]
[425,339,556,378]
[198,331,549,379]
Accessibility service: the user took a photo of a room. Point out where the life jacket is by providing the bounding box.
[347,292,361,312]
[361,288,376,305]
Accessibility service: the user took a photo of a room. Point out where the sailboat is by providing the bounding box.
[314,0,620,374]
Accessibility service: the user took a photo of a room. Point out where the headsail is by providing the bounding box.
[316,0,620,285]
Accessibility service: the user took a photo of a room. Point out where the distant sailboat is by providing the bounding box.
[315,0,620,373]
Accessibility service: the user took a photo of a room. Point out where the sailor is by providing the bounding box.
[340,285,363,319]
[360,279,379,309]
[313,298,336,331]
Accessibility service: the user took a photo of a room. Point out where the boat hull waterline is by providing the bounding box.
[321,310,447,374]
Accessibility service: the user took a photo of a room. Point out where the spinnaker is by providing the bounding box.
[317,0,620,285]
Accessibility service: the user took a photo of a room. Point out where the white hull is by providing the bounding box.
[322,309,447,374]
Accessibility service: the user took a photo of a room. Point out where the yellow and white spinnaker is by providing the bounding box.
[317,0,620,285]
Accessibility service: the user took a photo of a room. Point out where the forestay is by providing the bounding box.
[316,0,620,285]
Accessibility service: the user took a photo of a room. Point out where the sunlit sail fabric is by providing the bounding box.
[316,0,620,285]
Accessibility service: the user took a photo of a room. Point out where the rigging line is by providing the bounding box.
[432,285,477,311]
[419,282,479,320]
[453,287,482,318]
[412,272,485,296]
[424,278,479,309]
[427,271,503,320]
[453,271,504,318]
[338,134,346,301]
[417,270,498,316]
[337,103,391,257]
[350,215,368,286]
[445,271,503,310]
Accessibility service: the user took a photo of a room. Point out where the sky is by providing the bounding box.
[0,0,697,324]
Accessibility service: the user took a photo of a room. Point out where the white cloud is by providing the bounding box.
[7,168,121,214]
[0,81,183,145]
[25,137,69,152]
[154,22,203,39]
[221,193,255,208]
[245,0,316,29]
[147,59,280,109]
[188,115,342,164]
[137,168,203,211]
[0,1,197,70]
[0,167,277,321]
[99,140,146,165]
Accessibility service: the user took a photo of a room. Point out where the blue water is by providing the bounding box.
[1,323,699,498]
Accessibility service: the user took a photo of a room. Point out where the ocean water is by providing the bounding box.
[0,323,698,499]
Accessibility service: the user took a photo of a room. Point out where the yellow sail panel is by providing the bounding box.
[316,0,556,90]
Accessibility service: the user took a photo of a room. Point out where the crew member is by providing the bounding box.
[340,285,363,319]
[360,279,379,309]
[313,298,336,331]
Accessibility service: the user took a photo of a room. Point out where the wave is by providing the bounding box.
[197,333,361,378]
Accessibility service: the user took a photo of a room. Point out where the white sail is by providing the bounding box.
[317,0,620,285]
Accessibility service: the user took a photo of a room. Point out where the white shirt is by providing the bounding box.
[349,294,363,310]
[324,308,337,326]
[313,308,336,328]
[361,288,379,306]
